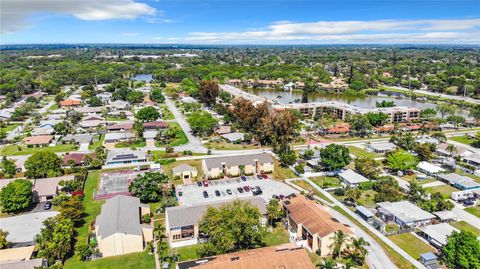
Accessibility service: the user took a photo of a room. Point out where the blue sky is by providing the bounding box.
[1,0,479,44]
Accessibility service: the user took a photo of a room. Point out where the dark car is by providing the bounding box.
[215,190,221,196]
[226,189,232,195]
[262,174,268,179]
[44,201,52,210]
[243,186,250,192]
[237,187,244,193]
[256,174,263,179]
[241,176,247,181]
[202,180,209,187]
[272,194,279,199]
[197,181,202,187]
[253,186,263,196]
[464,200,475,206]
[203,191,209,198]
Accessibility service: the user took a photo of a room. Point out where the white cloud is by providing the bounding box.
[1,0,157,34]
[176,18,480,44]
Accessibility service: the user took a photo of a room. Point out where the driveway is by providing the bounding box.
[452,204,480,229]
[0,211,59,244]
[177,176,298,206]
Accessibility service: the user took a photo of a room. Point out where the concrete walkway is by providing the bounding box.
[452,204,480,229]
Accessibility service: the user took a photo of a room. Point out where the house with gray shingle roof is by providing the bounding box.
[95,195,152,257]
[202,153,274,179]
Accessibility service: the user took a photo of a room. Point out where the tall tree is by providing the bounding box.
[198,80,219,107]
[187,111,218,136]
[36,216,75,264]
[135,106,160,122]
[266,198,284,226]
[386,149,418,172]
[320,144,351,171]
[25,151,64,179]
[440,230,480,269]
[0,179,33,213]
[354,157,381,179]
[129,172,170,203]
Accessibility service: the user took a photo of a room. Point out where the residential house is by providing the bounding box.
[462,154,480,169]
[24,135,54,147]
[419,252,441,269]
[31,127,55,136]
[32,176,74,202]
[165,197,266,247]
[437,173,480,190]
[62,133,94,147]
[202,153,274,179]
[419,223,459,248]
[80,115,106,129]
[97,92,113,104]
[63,153,96,166]
[105,149,147,166]
[220,132,244,143]
[104,132,135,143]
[282,194,355,255]
[109,100,130,111]
[435,143,472,158]
[74,106,104,114]
[367,142,396,154]
[176,244,315,269]
[107,122,134,132]
[172,164,198,180]
[417,161,445,177]
[376,201,435,227]
[432,211,457,223]
[143,121,168,130]
[338,169,369,186]
[181,96,198,104]
[60,99,81,108]
[95,195,152,257]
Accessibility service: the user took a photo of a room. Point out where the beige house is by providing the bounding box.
[283,195,355,255]
[165,197,266,248]
[172,164,198,180]
[95,195,153,257]
[202,153,274,179]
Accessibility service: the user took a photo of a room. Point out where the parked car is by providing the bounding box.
[241,176,247,181]
[203,191,209,198]
[464,200,475,206]
[226,189,232,195]
[279,194,285,200]
[262,174,268,179]
[272,194,279,199]
[243,186,250,192]
[237,187,244,193]
[215,190,221,196]
[197,181,202,187]
[44,201,52,210]
[202,180,209,187]
[253,186,263,196]
[256,174,263,179]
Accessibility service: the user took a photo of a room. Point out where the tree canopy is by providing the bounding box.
[187,111,218,136]
[440,230,480,269]
[386,149,418,172]
[0,179,33,213]
[129,172,170,203]
[135,106,160,122]
[25,151,64,179]
[320,144,351,171]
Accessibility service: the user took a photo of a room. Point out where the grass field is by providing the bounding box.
[292,179,333,203]
[347,146,380,158]
[48,103,59,111]
[174,244,201,262]
[425,184,458,198]
[310,176,342,188]
[160,105,175,120]
[388,233,435,260]
[264,226,290,246]
[204,141,260,150]
[0,123,20,132]
[465,206,480,218]
[273,161,296,180]
[451,221,480,236]
[115,139,147,148]
[64,170,105,268]
[65,250,155,269]
[88,134,104,150]
[155,122,188,147]
[0,144,78,156]
[449,135,473,146]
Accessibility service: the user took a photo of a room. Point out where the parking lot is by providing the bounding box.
[177,176,298,206]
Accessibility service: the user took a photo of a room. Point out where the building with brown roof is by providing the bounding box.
[24,135,54,146]
[176,244,314,269]
[283,194,355,255]
[107,122,134,132]
[60,99,81,108]
[143,121,168,129]
[63,153,96,166]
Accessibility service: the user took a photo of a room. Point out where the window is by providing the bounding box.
[173,234,181,241]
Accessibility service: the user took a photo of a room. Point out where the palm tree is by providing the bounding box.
[446,144,457,156]
[154,223,166,241]
[331,230,348,258]
[317,258,337,269]
[347,237,370,266]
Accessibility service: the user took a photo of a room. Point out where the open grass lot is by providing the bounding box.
[88,134,104,150]
[155,122,188,147]
[204,141,261,150]
[160,159,203,184]
[292,179,333,203]
[425,184,458,198]
[388,233,435,260]
[347,146,380,159]
[273,161,296,180]
[64,170,105,268]
[451,221,480,236]
[0,123,20,132]
[333,206,413,269]
[0,144,78,156]
[48,103,59,111]
[310,176,342,188]
[465,206,480,218]
[65,250,155,269]
[151,150,205,160]
[449,135,473,146]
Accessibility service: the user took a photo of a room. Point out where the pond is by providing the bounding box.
[244,88,470,117]
[131,74,153,82]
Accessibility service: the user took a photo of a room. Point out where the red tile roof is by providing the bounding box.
[63,153,96,165]
[60,99,81,107]
[143,121,168,129]
[24,135,53,145]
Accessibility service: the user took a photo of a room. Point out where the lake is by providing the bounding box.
[131,74,153,82]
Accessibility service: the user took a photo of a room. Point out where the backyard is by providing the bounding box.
[347,145,380,159]
[451,221,480,236]
[155,122,188,147]
[291,179,333,203]
[449,135,473,146]
[0,144,78,156]
[204,141,261,150]
[0,122,20,132]
[388,233,436,260]
[310,176,342,188]
[273,160,297,180]
[424,184,458,198]
[465,206,480,218]
[65,250,155,269]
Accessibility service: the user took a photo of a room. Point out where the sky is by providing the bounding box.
[1,0,479,44]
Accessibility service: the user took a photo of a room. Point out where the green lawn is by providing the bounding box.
[204,141,261,150]
[115,139,147,148]
[48,103,59,111]
[65,250,155,269]
[449,135,473,146]
[0,144,78,156]
[155,122,188,147]
[465,206,480,218]
[273,161,296,180]
[64,170,104,268]
[291,179,333,203]
[173,244,201,262]
[425,184,458,198]
[0,123,20,132]
[347,146,379,159]
[311,176,342,188]
[264,226,290,246]
[160,105,175,120]
[151,150,205,161]
[388,233,436,260]
[88,134,104,150]
[450,221,480,236]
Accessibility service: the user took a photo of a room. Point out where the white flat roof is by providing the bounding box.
[377,201,435,224]
[338,169,369,184]
[420,223,459,246]
[417,161,445,174]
